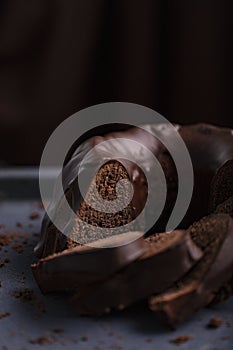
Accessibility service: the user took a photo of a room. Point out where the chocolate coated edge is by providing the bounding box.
[149,214,233,328]
[35,123,233,258]
[69,230,202,315]
[32,235,147,294]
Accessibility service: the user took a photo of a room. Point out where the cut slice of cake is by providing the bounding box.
[70,230,202,315]
[149,214,233,328]
[38,159,147,258]
[209,159,233,213]
[31,231,146,294]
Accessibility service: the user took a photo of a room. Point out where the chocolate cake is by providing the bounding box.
[69,160,145,245]
[209,159,233,213]
[70,230,202,315]
[32,232,146,294]
[35,123,233,258]
[149,214,233,327]
[32,122,233,326]
[37,158,148,258]
[214,195,233,217]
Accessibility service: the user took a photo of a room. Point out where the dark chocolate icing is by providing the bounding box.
[149,214,233,328]
[32,122,233,325]
[32,232,146,294]
[70,230,202,315]
[35,123,233,257]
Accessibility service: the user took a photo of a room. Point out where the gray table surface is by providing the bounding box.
[0,169,232,350]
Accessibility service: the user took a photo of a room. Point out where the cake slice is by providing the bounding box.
[209,159,233,213]
[33,123,233,323]
[35,123,233,259]
[208,196,233,305]
[38,159,146,258]
[69,160,146,245]
[214,195,233,217]
[31,231,146,294]
[70,230,202,315]
[149,214,233,328]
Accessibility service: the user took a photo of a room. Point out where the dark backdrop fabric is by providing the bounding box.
[0,0,232,165]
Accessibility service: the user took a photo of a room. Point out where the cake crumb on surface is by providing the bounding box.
[33,232,40,237]
[169,335,193,345]
[52,328,64,334]
[12,288,36,302]
[29,336,56,345]
[0,312,10,320]
[81,336,88,342]
[0,258,10,267]
[207,317,223,329]
[29,212,40,220]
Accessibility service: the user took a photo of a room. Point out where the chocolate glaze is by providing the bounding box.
[177,124,233,227]
[149,214,233,328]
[70,230,202,315]
[32,232,146,294]
[35,123,233,258]
[32,123,233,323]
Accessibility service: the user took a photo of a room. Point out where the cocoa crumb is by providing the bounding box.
[12,287,46,318]
[0,232,29,250]
[29,212,40,220]
[0,258,10,267]
[81,336,88,342]
[12,288,36,302]
[52,329,64,334]
[16,222,23,228]
[169,335,193,345]
[11,243,23,254]
[0,234,12,248]
[33,232,40,237]
[207,317,223,329]
[29,336,56,345]
[0,312,10,320]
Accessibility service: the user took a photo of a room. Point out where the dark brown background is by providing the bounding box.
[0,0,232,165]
